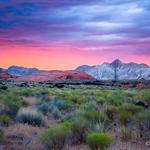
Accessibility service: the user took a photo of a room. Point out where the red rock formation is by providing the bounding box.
[13,70,95,82]
[0,71,18,80]
[0,71,11,80]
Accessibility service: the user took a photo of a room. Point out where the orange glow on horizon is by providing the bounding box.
[1,45,150,70]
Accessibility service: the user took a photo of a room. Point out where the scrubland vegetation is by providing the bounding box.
[0,81,150,150]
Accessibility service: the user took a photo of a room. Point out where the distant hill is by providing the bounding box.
[0,66,42,76]
[7,66,43,76]
[75,59,150,80]
[76,65,95,72]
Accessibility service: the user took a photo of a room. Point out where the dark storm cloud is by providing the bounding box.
[0,0,150,55]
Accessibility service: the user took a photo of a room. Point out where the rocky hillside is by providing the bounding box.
[75,59,150,80]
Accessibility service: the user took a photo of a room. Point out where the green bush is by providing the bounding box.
[86,132,114,150]
[42,122,70,150]
[0,114,11,126]
[16,108,45,126]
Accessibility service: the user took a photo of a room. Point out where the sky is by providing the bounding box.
[0,0,150,70]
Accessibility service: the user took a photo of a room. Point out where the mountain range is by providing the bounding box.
[1,59,150,81]
[75,59,150,80]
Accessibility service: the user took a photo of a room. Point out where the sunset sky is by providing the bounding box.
[0,0,150,70]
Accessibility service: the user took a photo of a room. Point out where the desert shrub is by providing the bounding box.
[82,111,113,132]
[70,117,90,144]
[64,112,76,121]
[83,111,112,132]
[21,100,29,106]
[6,103,20,117]
[82,102,97,112]
[0,128,3,141]
[53,83,65,88]
[16,108,45,126]
[0,92,24,117]
[136,90,150,106]
[51,107,62,119]
[97,97,105,105]
[17,88,42,97]
[123,90,135,98]
[107,94,123,106]
[119,111,132,126]
[86,132,114,150]
[65,110,111,144]
[40,90,49,96]
[118,103,143,115]
[18,88,35,97]
[0,93,22,107]
[0,104,5,114]
[95,91,107,98]
[42,122,70,150]
[104,105,118,121]
[130,110,150,138]
[118,103,143,126]
[52,100,70,110]
[0,85,8,90]
[38,103,49,114]
[74,96,88,104]
[0,114,11,126]
[83,111,108,123]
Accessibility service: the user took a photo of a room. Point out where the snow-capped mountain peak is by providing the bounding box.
[75,60,150,80]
